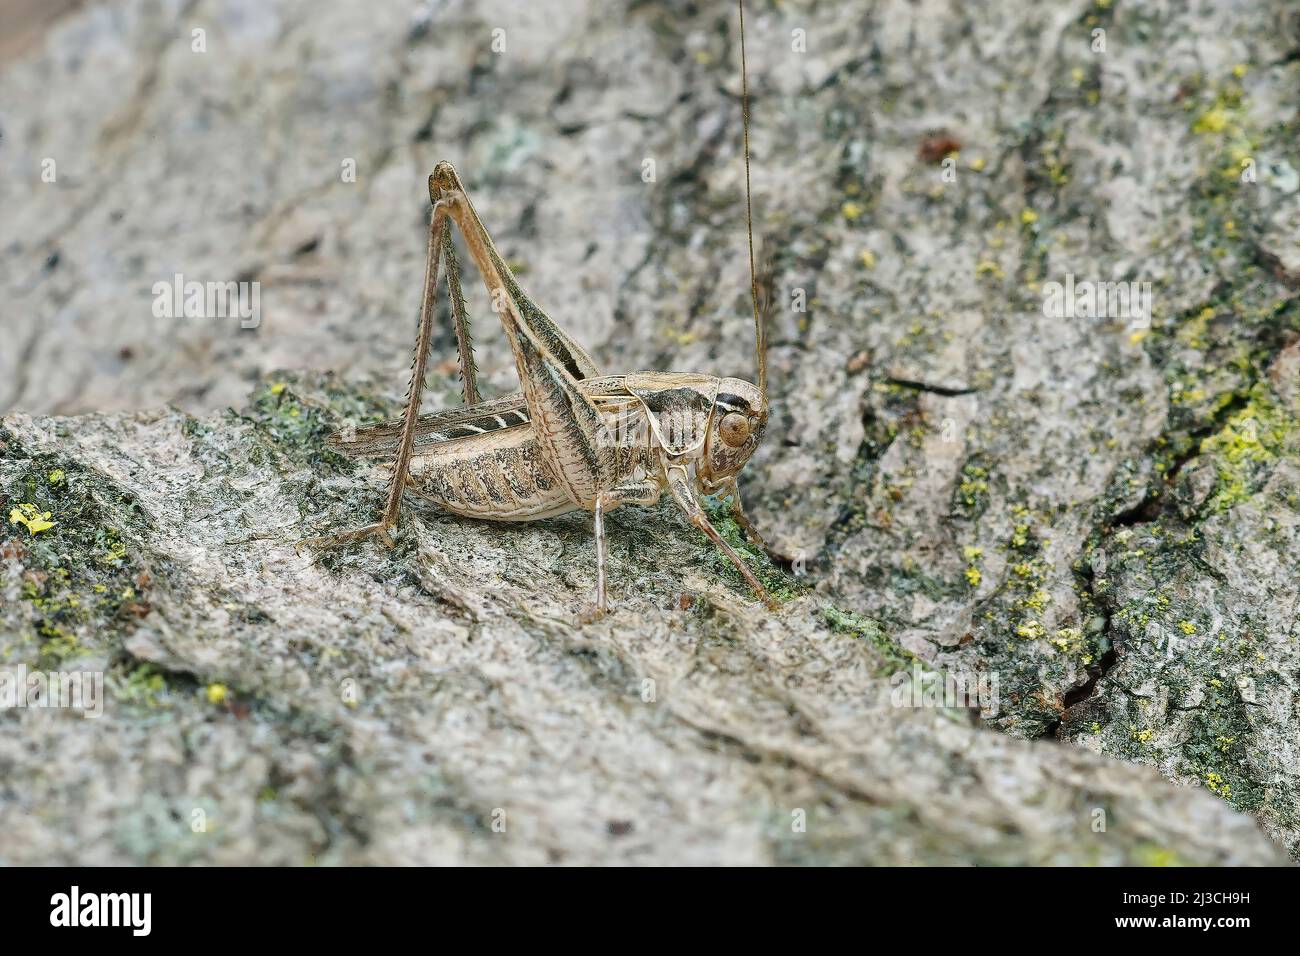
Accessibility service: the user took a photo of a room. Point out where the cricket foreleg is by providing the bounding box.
[666,466,777,610]
[713,477,766,548]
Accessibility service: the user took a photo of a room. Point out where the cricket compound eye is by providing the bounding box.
[718,412,752,447]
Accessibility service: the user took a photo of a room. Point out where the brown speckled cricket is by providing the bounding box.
[307,1,772,617]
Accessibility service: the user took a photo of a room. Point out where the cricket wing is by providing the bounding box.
[328,375,633,458]
[328,394,529,458]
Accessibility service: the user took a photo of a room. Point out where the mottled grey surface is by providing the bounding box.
[1,0,1297,864]
[0,385,1287,864]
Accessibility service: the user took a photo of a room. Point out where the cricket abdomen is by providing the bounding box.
[405,424,578,521]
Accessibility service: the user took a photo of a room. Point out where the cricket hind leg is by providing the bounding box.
[299,198,454,553]
[440,220,480,406]
[665,467,777,610]
[426,183,615,508]
[305,162,607,554]
[428,161,602,383]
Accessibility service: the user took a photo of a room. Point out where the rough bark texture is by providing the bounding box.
[1,0,1297,864]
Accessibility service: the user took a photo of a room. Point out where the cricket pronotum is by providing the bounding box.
[306,0,774,617]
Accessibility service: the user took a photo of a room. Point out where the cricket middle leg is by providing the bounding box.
[582,482,661,621]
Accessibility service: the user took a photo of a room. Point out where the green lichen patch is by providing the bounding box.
[832,385,923,540]
[0,449,155,669]
[822,604,915,676]
[109,662,192,713]
[942,506,1111,737]
[1062,469,1300,855]
[241,378,356,473]
[701,498,811,605]
[1181,682,1266,815]
[1196,384,1298,513]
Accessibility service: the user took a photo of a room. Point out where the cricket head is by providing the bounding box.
[700,377,766,482]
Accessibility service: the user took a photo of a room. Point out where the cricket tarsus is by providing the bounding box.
[717,477,767,548]
[310,1,773,616]
[299,521,394,553]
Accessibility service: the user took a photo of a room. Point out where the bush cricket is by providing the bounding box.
[309,0,774,616]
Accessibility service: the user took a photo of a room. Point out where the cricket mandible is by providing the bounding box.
[309,0,774,616]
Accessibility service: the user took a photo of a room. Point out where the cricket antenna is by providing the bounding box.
[737,0,767,402]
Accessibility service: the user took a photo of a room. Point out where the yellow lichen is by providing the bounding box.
[1193,108,1229,135]
[1204,772,1231,798]
[1016,621,1045,639]
[1197,389,1293,512]
[9,503,56,535]
[1023,589,1050,611]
